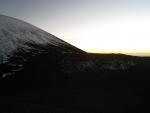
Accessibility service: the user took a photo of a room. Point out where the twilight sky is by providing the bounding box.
[0,0,150,56]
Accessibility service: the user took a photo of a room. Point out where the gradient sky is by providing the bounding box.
[0,0,150,56]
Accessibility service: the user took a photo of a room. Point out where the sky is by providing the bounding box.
[0,0,150,56]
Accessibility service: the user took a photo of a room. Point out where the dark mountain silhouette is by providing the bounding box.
[0,15,150,113]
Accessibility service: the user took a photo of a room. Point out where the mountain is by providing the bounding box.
[0,15,82,59]
[0,15,84,79]
[0,15,150,113]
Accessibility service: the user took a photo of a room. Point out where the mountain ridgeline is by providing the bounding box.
[0,15,150,113]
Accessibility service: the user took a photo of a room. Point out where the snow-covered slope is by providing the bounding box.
[0,15,79,63]
[0,15,84,78]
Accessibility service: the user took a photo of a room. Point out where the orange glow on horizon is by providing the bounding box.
[84,49,150,56]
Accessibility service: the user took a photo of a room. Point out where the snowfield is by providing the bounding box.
[0,15,71,63]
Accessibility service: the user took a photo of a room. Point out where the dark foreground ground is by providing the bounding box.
[0,53,150,113]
